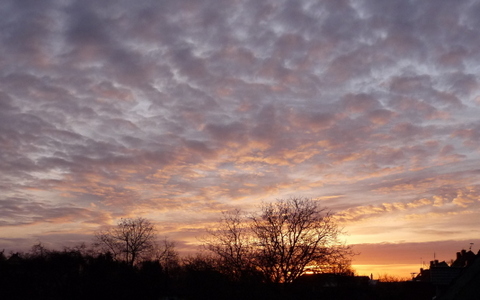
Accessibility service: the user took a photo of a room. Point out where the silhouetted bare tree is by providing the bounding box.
[153,238,179,272]
[206,197,352,284]
[205,209,257,281]
[95,217,156,266]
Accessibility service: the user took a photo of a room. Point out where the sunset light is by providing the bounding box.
[1,0,480,285]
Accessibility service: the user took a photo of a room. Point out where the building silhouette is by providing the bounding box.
[414,248,480,299]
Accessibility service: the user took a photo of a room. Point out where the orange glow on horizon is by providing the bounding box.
[353,264,417,280]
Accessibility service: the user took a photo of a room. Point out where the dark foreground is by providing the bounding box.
[2,250,478,300]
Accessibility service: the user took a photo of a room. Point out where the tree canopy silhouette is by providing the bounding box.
[95,217,156,266]
[205,197,352,284]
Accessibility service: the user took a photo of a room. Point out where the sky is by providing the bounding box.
[1,0,480,278]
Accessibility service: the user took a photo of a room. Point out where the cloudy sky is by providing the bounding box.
[1,0,480,277]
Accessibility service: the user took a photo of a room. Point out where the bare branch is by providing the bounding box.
[205,197,353,285]
[94,217,157,266]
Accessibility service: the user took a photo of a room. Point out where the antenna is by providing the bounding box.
[470,243,474,251]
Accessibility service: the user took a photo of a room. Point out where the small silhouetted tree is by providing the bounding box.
[206,197,352,285]
[153,238,179,272]
[0,249,6,262]
[95,217,156,266]
[205,209,256,281]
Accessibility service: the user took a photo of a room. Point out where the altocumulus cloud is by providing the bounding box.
[1,0,480,256]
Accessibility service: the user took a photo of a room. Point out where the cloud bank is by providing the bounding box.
[1,0,480,265]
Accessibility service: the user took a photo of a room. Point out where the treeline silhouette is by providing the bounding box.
[0,199,439,299]
[0,243,441,300]
[0,245,171,300]
[0,243,384,300]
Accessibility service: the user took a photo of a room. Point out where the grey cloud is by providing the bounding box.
[0,92,17,112]
[0,197,108,226]
[388,74,464,110]
[443,72,478,97]
[0,0,58,66]
[367,109,395,125]
[389,75,433,95]
[250,104,281,142]
[183,139,216,158]
[65,4,110,47]
[453,122,480,148]
[341,93,381,113]
[390,122,432,139]
[300,112,336,130]
[388,98,439,123]
[205,121,248,144]
[1,0,480,253]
